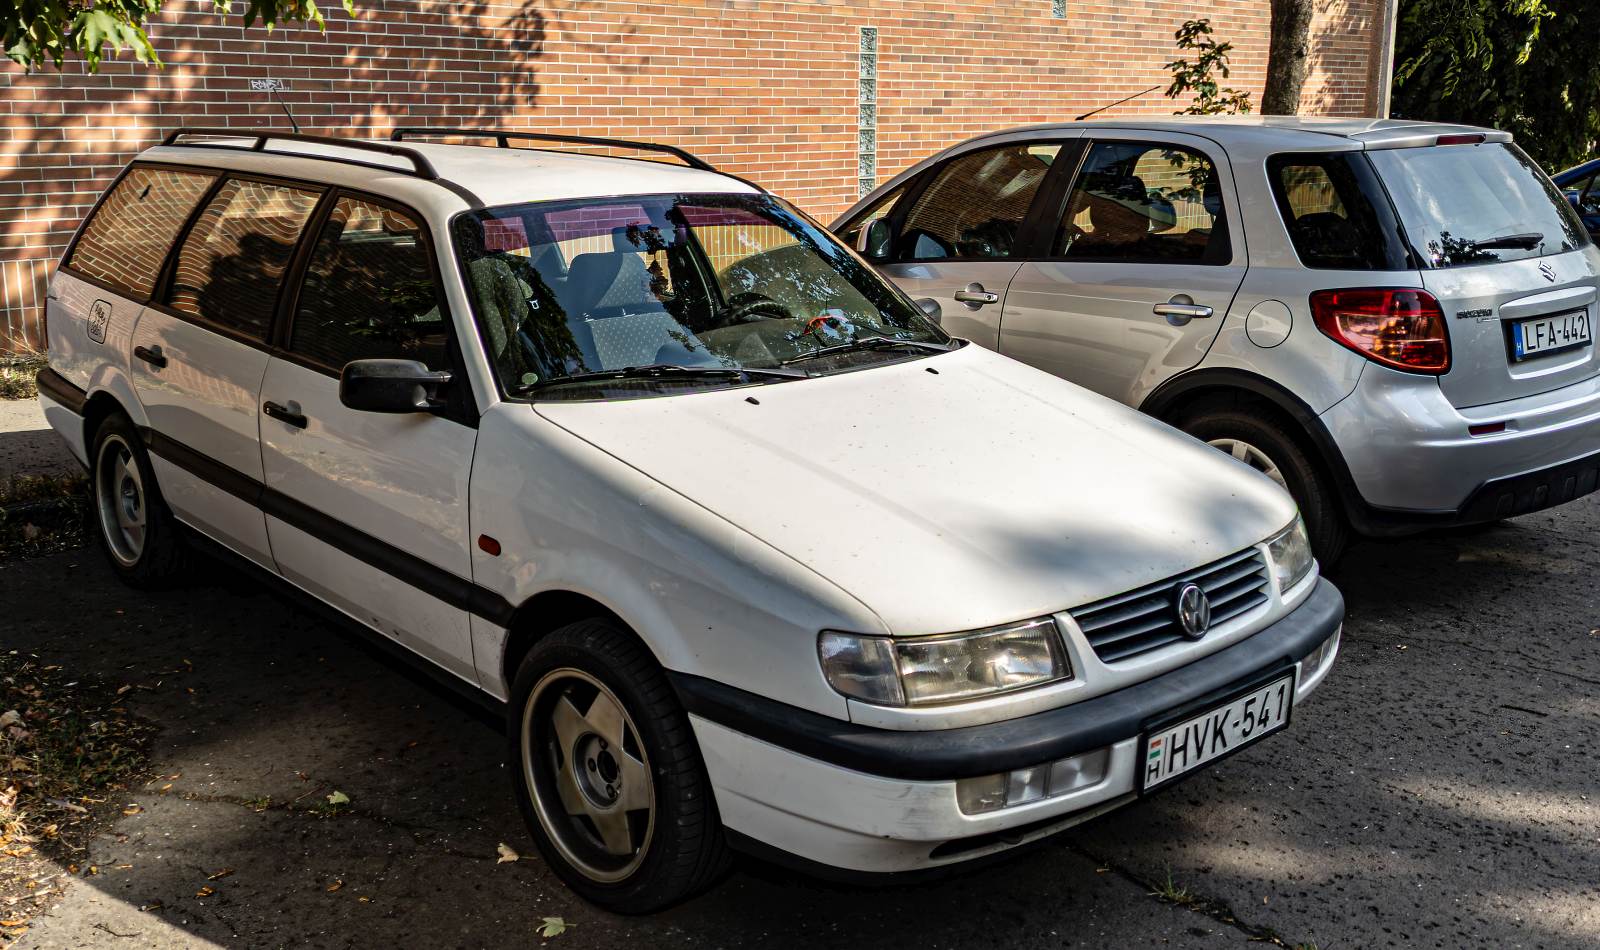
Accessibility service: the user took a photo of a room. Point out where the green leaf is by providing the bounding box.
[326,790,350,806]
[537,917,573,938]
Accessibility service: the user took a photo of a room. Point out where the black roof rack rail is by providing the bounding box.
[160,127,440,180]
[389,127,717,172]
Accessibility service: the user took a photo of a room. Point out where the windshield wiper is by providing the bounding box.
[515,363,808,395]
[781,336,953,366]
[1466,232,1544,251]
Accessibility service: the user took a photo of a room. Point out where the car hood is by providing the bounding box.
[533,344,1297,634]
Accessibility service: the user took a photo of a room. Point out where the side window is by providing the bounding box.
[290,196,448,371]
[898,143,1061,260]
[1056,142,1230,264]
[1579,174,1600,217]
[835,183,907,251]
[166,178,322,339]
[1267,153,1412,271]
[66,165,216,299]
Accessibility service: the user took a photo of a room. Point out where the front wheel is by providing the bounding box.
[1179,408,1349,565]
[508,619,728,913]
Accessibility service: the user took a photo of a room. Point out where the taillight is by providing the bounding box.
[1435,133,1486,146]
[1310,288,1450,374]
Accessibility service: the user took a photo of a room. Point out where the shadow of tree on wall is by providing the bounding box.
[0,0,568,350]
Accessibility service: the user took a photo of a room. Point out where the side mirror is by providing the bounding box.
[1566,191,1583,210]
[856,217,897,261]
[339,359,452,414]
[914,297,943,326]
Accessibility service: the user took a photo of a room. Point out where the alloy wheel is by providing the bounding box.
[522,669,655,883]
[94,434,146,567]
[1208,437,1289,492]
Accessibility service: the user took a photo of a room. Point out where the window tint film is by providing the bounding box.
[167,179,321,339]
[1267,152,1412,271]
[899,143,1060,260]
[455,193,947,399]
[290,197,447,371]
[67,165,216,298]
[1056,142,1229,263]
[1367,142,1587,268]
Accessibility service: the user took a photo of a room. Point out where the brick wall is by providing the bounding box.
[0,0,1384,351]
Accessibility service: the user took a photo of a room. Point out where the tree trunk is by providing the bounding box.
[1262,0,1315,114]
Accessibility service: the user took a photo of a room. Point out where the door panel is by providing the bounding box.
[997,134,1248,407]
[879,261,1019,348]
[129,306,273,565]
[259,358,478,680]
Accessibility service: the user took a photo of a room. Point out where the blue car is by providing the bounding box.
[1551,158,1600,238]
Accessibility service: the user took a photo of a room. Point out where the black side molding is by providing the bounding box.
[35,367,87,415]
[671,579,1344,782]
[138,427,517,628]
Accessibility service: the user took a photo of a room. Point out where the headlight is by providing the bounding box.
[1267,515,1315,592]
[819,617,1069,707]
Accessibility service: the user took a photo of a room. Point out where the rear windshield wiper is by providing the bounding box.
[1466,232,1544,251]
[515,363,808,395]
[781,336,953,366]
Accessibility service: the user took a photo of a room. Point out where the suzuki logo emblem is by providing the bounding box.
[1174,583,1212,640]
[1540,261,1557,283]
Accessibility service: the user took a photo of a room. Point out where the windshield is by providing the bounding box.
[1368,142,1588,268]
[453,192,951,399]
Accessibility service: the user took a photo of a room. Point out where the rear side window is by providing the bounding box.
[1267,153,1412,271]
[1055,141,1230,264]
[1367,142,1588,268]
[167,179,322,339]
[290,196,449,371]
[898,143,1061,260]
[66,165,216,298]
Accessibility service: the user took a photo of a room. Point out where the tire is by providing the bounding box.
[89,412,188,587]
[507,619,729,913]
[1178,408,1350,565]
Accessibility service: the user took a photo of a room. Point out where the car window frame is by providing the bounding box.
[1264,150,1418,272]
[886,138,1083,265]
[1042,136,1236,267]
[148,171,330,349]
[57,161,222,304]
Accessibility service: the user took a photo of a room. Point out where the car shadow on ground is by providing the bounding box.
[2,504,1597,947]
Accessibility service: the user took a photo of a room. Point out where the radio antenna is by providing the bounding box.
[1076,85,1162,121]
[250,78,300,133]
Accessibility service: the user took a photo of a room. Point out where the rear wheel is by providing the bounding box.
[90,413,187,586]
[508,619,728,913]
[1179,408,1349,564]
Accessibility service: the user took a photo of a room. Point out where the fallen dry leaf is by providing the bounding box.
[206,868,234,881]
[195,885,215,898]
[326,880,343,893]
[496,843,520,864]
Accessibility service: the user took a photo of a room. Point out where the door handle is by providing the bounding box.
[133,344,167,368]
[263,400,308,430]
[953,283,1000,307]
[1153,295,1214,325]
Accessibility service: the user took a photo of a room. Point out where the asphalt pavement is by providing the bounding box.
[2,495,1596,948]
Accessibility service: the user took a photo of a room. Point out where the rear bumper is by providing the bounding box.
[679,579,1344,874]
[35,367,89,469]
[1321,365,1600,532]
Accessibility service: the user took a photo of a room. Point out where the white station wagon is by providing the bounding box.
[37,128,1344,911]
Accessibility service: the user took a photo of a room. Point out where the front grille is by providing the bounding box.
[1070,548,1270,664]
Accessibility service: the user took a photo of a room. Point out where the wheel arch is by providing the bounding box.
[499,589,631,694]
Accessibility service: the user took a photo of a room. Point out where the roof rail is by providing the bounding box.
[160,127,440,180]
[389,127,717,172]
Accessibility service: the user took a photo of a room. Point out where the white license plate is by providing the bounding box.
[1512,309,1591,360]
[1140,673,1294,791]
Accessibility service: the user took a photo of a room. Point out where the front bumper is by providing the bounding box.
[678,578,1344,875]
[1320,364,1600,531]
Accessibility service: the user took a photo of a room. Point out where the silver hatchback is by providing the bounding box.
[835,118,1600,560]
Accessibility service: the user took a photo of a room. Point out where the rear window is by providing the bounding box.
[1268,153,1412,271]
[1367,142,1588,268]
[66,165,217,298]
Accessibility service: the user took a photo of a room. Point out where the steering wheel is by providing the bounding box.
[724,292,795,325]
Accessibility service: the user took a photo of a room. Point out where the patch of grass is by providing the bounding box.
[0,352,46,401]
[1150,865,1198,906]
[0,473,89,560]
[0,652,155,942]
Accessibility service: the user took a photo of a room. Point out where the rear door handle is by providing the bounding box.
[263,400,307,430]
[953,283,1000,306]
[133,344,167,368]
[1153,295,1214,324]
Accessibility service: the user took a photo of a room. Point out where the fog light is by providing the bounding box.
[1305,626,1342,674]
[956,748,1113,815]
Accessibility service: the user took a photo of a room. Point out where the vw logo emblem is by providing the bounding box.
[1174,582,1211,640]
[1539,261,1557,283]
